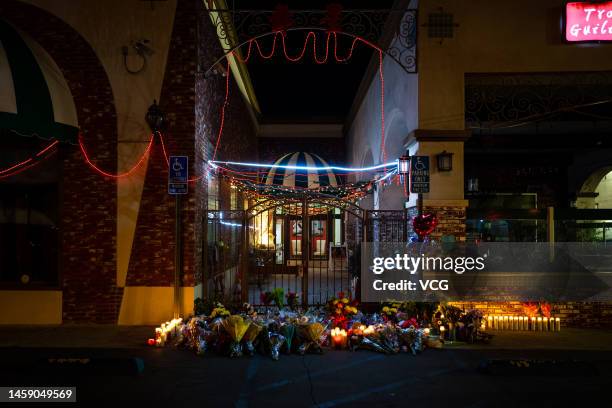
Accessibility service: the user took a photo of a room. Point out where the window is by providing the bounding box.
[207,172,219,210]
[0,139,59,286]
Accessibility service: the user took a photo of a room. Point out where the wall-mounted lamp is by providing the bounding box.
[436,151,453,172]
[145,100,166,134]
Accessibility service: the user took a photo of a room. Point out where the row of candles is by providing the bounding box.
[148,318,183,346]
[484,315,561,332]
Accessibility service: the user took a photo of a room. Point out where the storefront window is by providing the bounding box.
[0,140,59,285]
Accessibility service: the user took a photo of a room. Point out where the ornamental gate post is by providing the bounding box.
[302,197,309,307]
[241,210,249,303]
[202,213,208,301]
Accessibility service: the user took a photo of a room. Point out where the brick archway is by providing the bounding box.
[1,0,119,323]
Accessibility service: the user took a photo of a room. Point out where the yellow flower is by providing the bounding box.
[390,308,398,313]
[333,300,338,305]
[382,306,389,313]
[342,298,349,304]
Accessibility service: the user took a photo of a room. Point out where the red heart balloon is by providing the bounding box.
[412,213,438,239]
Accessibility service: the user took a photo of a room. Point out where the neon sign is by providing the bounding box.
[566,1,612,42]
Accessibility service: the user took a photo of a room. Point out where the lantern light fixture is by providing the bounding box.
[398,155,410,184]
[436,151,453,172]
[398,155,410,175]
[145,99,166,134]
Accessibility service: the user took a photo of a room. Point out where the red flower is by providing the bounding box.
[540,302,552,318]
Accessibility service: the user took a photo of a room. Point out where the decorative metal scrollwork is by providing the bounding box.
[387,9,417,73]
[465,72,612,126]
[205,7,418,75]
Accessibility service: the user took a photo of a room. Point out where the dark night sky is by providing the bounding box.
[232,1,395,122]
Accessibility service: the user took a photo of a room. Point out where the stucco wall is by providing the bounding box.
[348,0,612,211]
[418,0,612,130]
[346,34,419,210]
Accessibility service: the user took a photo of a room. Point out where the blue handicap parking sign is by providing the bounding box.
[168,156,188,195]
[410,155,430,193]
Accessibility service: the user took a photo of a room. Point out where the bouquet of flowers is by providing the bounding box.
[221,315,250,357]
[328,292,359,329]
[297,322,325,354]
[242,321,263,356]
[398,317,419,329]
[399,326,424,355]
[380,303,400,321]
[540,302,552,318]
[280,323,296,353]
[210,303,230,319]
[260,291,274,307]
[522,302,539,318]
[351,324,399,354]
[286,292,299,310]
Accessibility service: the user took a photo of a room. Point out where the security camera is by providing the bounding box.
[132,39,154,57]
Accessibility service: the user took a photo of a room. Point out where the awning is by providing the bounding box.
[0,19,78,143]
[263,152,338,189]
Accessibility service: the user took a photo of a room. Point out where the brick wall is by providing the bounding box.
[126,0,198,288]
[1,1,120,323]
[408,205,467,241]
[449,301,612,328]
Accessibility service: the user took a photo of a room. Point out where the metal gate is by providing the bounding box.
[203,200,409,306]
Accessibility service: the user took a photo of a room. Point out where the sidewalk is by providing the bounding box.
[0,325,611,350]
[0,325,154,348]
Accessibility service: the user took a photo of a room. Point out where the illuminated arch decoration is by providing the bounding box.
[205,5,418,74]
[203,28,395,190]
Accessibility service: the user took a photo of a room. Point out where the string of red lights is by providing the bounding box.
[238,31,386,164]
[79,133,153,178]
[1,31,387,189]
[0,139,59,180]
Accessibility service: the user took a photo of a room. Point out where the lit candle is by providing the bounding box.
[439,325,445,340]
[155,328,163,346]
[555,317,561,332]
[543,317,549,331]
[537,317,542,331]
[503,316,509,331]
[487,316,493,330]
[493,316,498,330]
[522,316,527,331]
[331,327,347,348]
[424,328,430,336]
[530,317,535,331]
[549,317,555,332]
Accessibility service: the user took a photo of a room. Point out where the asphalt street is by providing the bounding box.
[1,338,611,407]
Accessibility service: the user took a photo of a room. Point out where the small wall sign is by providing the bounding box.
[565,1,612,42]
